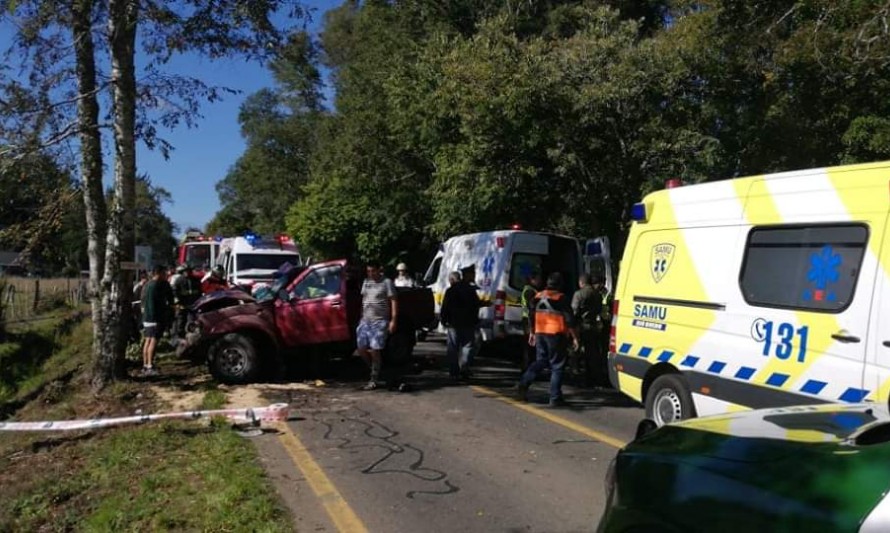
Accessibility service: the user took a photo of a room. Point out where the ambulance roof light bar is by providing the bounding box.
[665,178,683,189]
[630,203,648,222]
[244,230,260,246]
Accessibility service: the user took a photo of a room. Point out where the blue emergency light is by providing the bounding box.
[244,231,259,245]
[630,203,648,222]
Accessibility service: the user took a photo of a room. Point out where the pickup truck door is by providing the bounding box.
[583,236,613,297]
[276,264,349,347]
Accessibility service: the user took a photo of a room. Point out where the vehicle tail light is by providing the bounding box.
[494,290,506,319]
[609,299,619,353]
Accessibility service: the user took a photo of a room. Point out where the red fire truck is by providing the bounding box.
[175,230,222,277]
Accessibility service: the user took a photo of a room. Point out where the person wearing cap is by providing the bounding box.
[169,264,183,288]
[201,264,229,294]
[517,272,579,407]
[394,262,416,288]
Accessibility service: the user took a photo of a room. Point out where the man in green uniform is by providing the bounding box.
[520,272,543,372]
[571,274,605,386]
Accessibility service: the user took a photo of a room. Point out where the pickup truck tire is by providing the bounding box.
[208,333,261,384]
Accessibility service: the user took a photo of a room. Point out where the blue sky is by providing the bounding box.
[141,0,340,236]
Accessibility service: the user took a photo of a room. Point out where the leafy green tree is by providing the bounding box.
[132,176,178,267]
[208,32,324,236]
[1,0,308,389]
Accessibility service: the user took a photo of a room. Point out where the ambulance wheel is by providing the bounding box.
[208,333,261,384]
[645,374,695,426]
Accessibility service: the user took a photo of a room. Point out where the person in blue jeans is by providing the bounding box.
[440,270,480,381]
[517,272,579,406]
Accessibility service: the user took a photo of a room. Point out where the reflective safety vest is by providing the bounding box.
[534,290,568,335]
[521,284,536,319]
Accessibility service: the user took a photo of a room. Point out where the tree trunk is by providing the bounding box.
[71,0,111,390]
[93,0,139,391]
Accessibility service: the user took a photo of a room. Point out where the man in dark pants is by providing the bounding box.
[440,270,481,381]
[141,265,173,375]
[517,272,579,406]
[520,272,543,373]
[173,264,202,340]
[571,274,605,386]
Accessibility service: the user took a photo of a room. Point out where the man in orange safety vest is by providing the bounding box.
[516,272,579,407]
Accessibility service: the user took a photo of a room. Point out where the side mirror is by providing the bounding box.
[635,419,658,441]
[278,289,291,302]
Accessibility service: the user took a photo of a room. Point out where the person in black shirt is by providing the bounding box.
[440,270,481,381]
[173,264,202,339]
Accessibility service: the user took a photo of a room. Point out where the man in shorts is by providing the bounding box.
[357,260,397,390]
[141,265,172,376]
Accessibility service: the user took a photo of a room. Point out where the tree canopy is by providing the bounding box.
[217,0,890,265]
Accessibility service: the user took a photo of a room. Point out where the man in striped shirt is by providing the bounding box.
[357,261,398,390]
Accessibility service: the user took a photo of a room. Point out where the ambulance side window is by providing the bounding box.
[739,224,868,312]
[509,254,543,290]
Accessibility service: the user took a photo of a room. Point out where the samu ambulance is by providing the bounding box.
[215,232,301,289]
[423,228,611,343]
[609,160,890,425]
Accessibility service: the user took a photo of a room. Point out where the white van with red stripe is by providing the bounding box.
[423,228,610,344]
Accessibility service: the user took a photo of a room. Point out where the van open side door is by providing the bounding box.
[583,237,612,297]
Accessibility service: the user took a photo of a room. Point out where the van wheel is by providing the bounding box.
[208,333,260,384]
[645,374,696,426]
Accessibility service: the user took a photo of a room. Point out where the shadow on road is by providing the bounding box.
[274,336,639,411]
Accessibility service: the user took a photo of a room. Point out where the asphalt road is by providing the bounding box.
[255,336,645,533]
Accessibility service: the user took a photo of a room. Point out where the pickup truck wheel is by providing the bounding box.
[645,373,696,426]
[208,333,261,385]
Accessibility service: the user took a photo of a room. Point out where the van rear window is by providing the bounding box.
[510,254,543,290]
[739,224,868,312]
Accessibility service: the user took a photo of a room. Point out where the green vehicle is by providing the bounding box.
[598,404,890,532]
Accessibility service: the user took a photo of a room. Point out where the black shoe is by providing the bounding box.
[549,397,568,407]
[516,383,529,402]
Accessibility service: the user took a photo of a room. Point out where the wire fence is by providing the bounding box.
[0,277,88,324]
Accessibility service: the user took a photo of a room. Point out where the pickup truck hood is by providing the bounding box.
[192,289,257,316]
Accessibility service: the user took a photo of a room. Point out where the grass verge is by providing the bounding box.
[3,421,291,531]
[0,314,293,532]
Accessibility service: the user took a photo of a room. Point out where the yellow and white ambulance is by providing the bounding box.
[423,229,611,343]
[609,160,890,425]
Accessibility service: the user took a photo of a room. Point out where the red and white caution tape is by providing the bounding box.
[0,403,289,432]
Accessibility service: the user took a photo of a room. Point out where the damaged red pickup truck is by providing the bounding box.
[178,259,435,384]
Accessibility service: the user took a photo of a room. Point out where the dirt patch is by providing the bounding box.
[150,374,214,412]
[219,382,317,410]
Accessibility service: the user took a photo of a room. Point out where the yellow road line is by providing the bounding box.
[470,386,628,449]
[274,422,369,533]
